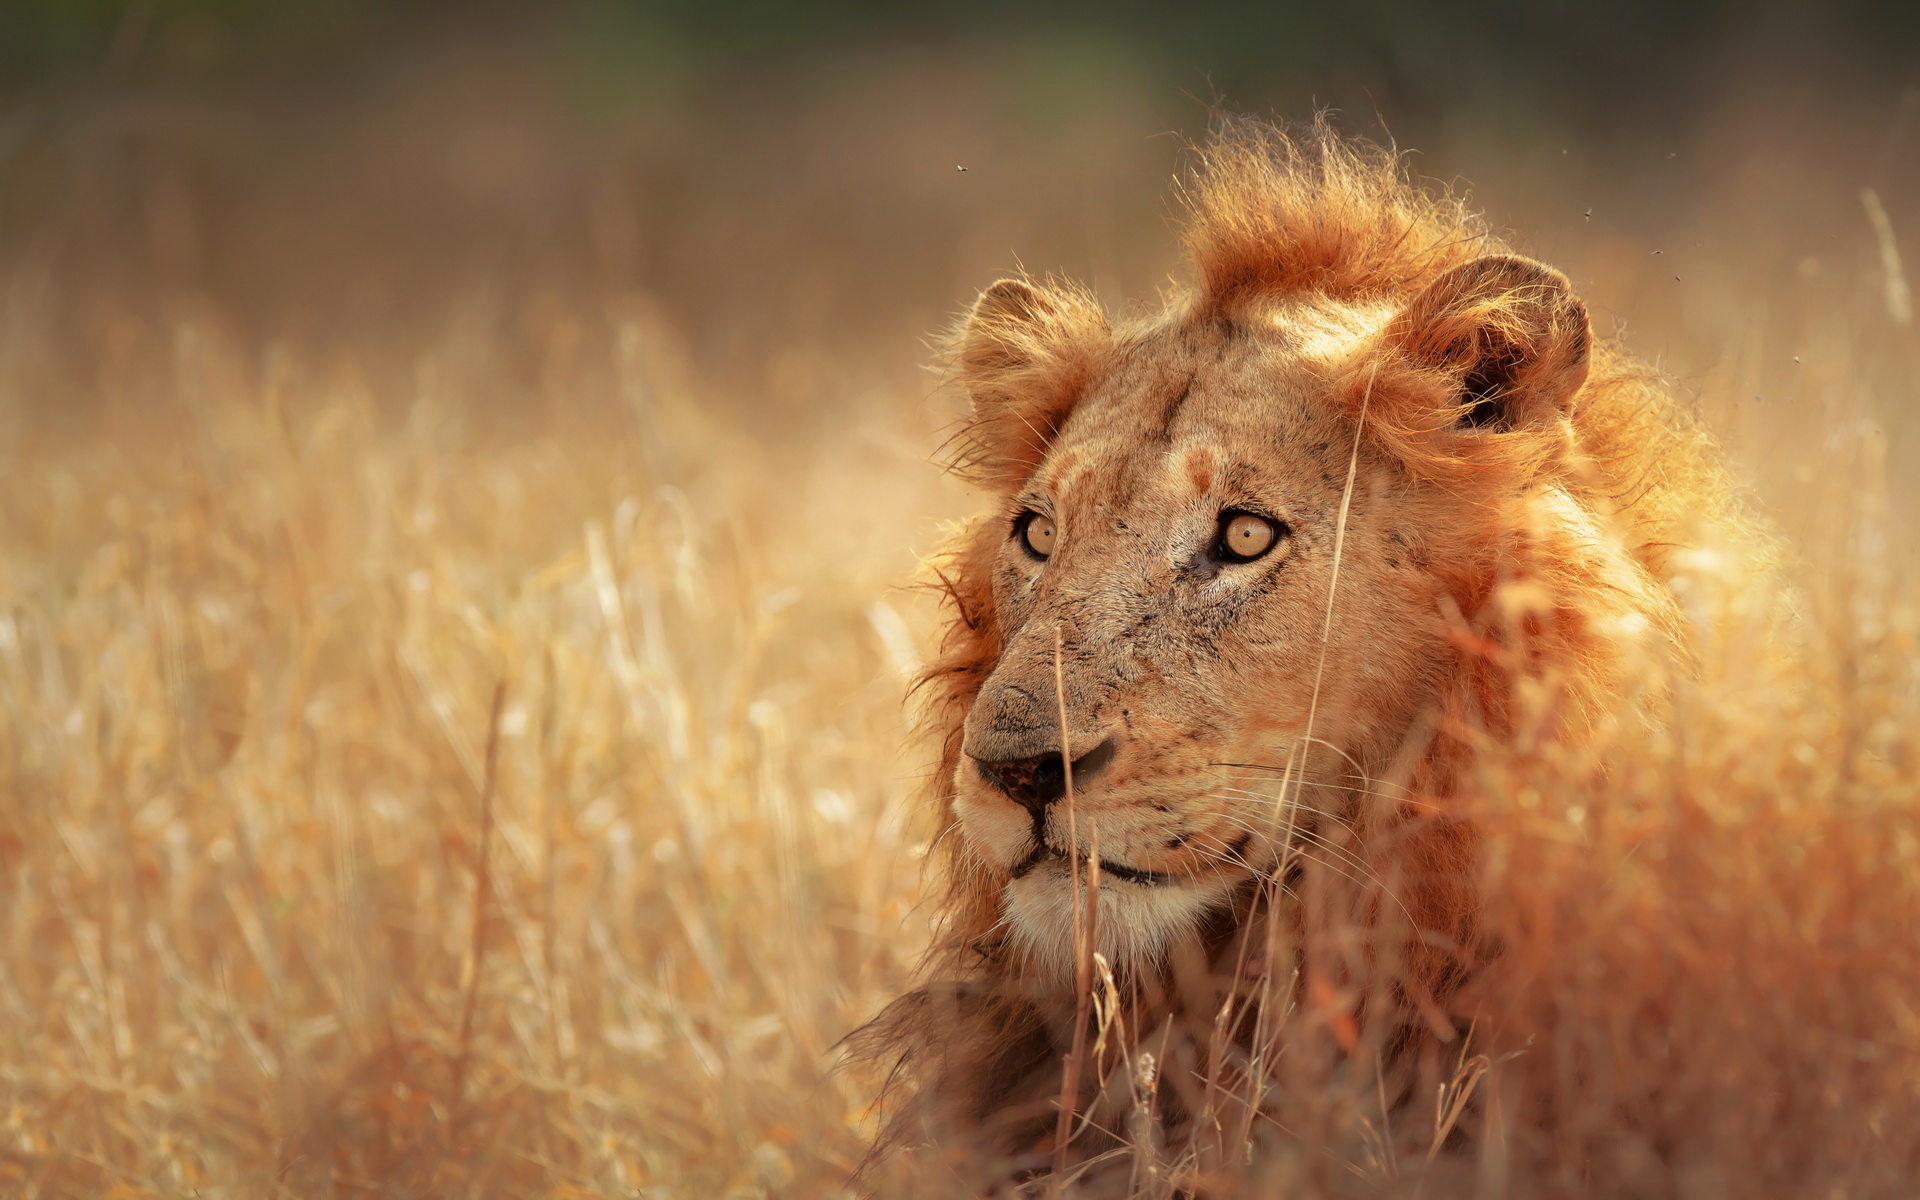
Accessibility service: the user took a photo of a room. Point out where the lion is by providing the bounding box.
[852,116,1761,1193]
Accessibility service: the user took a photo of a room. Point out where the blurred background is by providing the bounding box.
[4,0,1919,541]
[0,2,1916,1195]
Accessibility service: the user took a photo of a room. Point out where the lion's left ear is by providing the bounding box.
[952,277,1109,487]
[1384,254,1591,431]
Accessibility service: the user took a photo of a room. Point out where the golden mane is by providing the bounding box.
[853,115,1763,1189]
[1182,115,1487,307]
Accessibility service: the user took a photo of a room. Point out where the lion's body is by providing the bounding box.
[853,118,1765,1191]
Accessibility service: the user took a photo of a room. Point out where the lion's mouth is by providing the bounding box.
[1007,843,1179,887]
[1005,826,1259,889]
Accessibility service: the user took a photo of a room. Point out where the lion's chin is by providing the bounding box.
[1002,863,1241,980]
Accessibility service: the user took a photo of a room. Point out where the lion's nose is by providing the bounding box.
[972,738,1115,814]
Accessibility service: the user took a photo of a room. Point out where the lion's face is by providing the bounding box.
[953,311,1445,972]
[950,262,1592,975]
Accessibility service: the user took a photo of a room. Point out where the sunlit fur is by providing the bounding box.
[851,115,1769,1184]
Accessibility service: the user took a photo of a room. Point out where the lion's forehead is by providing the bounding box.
[1034,335,1348,516]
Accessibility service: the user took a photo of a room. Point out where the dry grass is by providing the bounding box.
[0,299,965,1196]
[1,50,1918,1199]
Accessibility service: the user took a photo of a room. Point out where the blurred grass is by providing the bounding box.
[0,5,1917,1197]
[0,301,958,1195]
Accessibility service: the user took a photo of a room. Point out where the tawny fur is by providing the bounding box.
[850,115,1764,1193]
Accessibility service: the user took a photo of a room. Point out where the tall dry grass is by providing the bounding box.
[0,49,1917,1198]
[0,296,965,1196]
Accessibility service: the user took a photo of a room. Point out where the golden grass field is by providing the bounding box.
[1,42,1918,1198]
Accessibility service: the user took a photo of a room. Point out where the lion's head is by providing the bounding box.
[858,116,1748,1182]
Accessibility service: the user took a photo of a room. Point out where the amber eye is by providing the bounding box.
[1018,512,1058,558]
[1217,511,1282,562]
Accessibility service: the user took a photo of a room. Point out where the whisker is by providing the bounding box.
[1211,782,1407,819]
[924,814,968,861]
[1205,811,1380,883]
[1215,738,1372,784]
[1209,785,1361,816]
[1218,758,1416,806]
[1212,748,1408,807]
[1200,812,1419,925]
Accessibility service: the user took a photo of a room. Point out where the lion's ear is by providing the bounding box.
[954,278,1108,485]
[1385,255,1590,431]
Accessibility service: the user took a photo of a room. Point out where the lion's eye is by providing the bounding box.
[1019,512,1058,559]
[1217,511,1282,562]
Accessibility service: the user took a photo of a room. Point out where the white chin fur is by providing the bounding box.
[1003,866,1237,979]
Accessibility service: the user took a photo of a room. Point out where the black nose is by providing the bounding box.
[973,739,1115,814]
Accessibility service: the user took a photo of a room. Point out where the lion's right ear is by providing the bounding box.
[1382,254,1591,433]
[953,278,1108,487]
